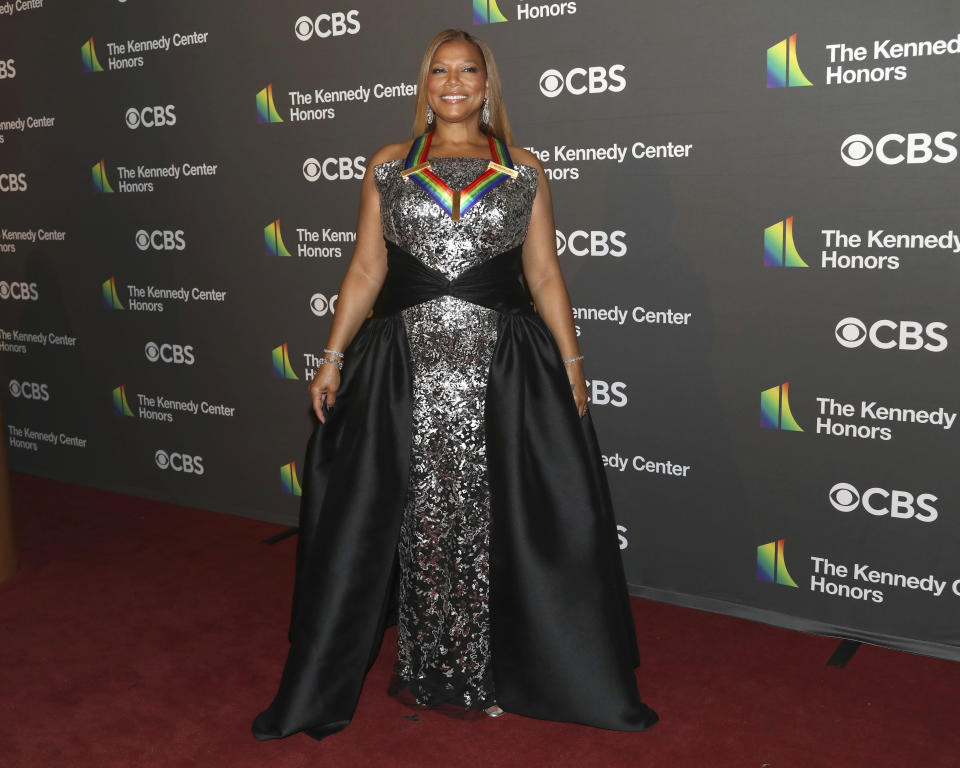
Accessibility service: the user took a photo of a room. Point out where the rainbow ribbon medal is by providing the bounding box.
[400,130,518,221]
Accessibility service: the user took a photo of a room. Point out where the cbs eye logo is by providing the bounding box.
[303,156,366,181]
[840,134,874,167]
[303,158,321,181]
[294,11,360,40]
[145,341,196,365]
[0,281,39,300]
[829,482,861,512]
[539,65,627,98]
[841,131,959,167]
[125,105,177,129]
[135,229,185,251]
[835,317,948,352]
[155,449,205,475]
[309,292,338,317]
[835,317,868,347]
[555,229,627,257]
[540,70,565,97]
[7,379,49,401]
[829,482,938,522]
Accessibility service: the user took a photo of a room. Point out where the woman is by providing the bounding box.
[252,28,658,742]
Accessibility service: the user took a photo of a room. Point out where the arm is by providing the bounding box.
[513,149,587,418]
[309,143,407,422]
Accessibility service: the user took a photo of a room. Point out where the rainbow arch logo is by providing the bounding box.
[761,382,803,431]
[764,217,808,267]
[264,219,293,257]
[92,159,114,194]
[112,385,134,417]
[81,37,104,73]
[473,0,508,24]
[280,461,303,496]
[256,84,284,123]
[102,277,124,310]
[767,34,812,88]
[757,539,799,587]
[272,343,299,379]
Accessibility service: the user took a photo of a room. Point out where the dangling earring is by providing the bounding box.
[426,104,434,125]
[481,97,490,125]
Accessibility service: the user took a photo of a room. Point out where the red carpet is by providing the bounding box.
[0,473,957,768]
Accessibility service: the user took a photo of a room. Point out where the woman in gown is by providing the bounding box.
[252,28,658,742]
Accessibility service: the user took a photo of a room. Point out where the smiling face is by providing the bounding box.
[426,39,488,128]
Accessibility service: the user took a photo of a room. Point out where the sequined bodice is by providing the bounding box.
[373,158,538,279]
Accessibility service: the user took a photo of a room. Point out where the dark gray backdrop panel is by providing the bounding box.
[1,0,958,659]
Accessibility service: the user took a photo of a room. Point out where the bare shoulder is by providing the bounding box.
[508,145,543,172]
[369,139,415,168]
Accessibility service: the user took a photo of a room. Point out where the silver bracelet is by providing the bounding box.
[562,354,584,365]
[323,347,345,359]
[318,357,343,371]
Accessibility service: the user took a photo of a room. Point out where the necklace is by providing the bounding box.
[400,130,518,222]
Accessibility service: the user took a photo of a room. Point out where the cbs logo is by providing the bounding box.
[303,156,366,182]
[0,59,15,79]
[294,11,360,40]
[539,65,626,98]
[309,292,338,317]
[125,105,177,129]
[829,482,938,523]
[555,229,627,257]
[155,449,205,475]
[585,379,628,407]
[841,132,958,167]
[145,341,196,365]
[135,230,186,251]
[835,317,948,352]
[0,173,27,192]
[0,281,38,300]
[8,379,49,401]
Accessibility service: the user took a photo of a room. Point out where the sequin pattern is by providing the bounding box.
[373,157,538,710]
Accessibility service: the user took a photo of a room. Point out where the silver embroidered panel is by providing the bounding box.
[373,157,537,709]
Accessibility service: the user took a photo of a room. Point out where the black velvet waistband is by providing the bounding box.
[371,239,532,317]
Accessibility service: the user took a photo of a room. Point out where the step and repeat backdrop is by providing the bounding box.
[2,0,959,660]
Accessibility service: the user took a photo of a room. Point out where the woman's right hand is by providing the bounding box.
[310,364,341,423]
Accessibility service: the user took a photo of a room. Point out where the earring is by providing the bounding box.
[426,104,434,124]
[481,97,490,125]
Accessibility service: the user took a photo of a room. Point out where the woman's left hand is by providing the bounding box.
[566,362,588,418]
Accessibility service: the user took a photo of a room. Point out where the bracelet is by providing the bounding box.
[323,347,345,359]
[318,357,343,371]
[562,355,584,365]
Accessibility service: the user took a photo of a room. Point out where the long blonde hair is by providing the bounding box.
[411,29,513,145]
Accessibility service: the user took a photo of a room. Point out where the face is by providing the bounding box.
[426,40,488,126]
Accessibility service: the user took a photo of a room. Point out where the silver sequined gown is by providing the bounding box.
[373,157,539,710]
